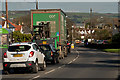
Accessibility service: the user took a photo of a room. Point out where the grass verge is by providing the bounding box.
[103,49,120,53]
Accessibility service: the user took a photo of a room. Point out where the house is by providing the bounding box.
[0,16,23,33]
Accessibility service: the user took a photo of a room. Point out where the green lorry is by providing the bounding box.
[31,9,68,58]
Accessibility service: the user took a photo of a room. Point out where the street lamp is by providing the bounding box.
[72,25,74,43]
[71,25,74,49]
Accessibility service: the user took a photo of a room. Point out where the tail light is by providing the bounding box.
[28,63,32,66]
[5,64,8,67]
[67,43,69,45]
[51,51,53,57]
[4,52,7,58]
[29,51,34,57]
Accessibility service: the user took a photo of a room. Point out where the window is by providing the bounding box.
[33,44,39,51]
[33,44,37,51]
[8,45,31,52]
[39,45,51,51]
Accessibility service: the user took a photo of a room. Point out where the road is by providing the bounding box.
[1,45,120,80]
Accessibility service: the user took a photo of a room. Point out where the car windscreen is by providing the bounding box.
[8,45,31,52]
[39,45,51,51]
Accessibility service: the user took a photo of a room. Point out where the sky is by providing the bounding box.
[0,0,118,13]
[1,0,119,2]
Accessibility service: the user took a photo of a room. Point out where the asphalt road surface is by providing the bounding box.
[1,45,120,80]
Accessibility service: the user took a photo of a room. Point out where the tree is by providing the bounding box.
[66,18,75,42]
[94,29,112,40]
[13,31,32,42]
[112,33,120,44]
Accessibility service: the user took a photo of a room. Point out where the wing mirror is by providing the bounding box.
[37,49,39,52]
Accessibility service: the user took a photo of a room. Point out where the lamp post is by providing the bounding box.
[72,25,74,43]
[71,25,74,49]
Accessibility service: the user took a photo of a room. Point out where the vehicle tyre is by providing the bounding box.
[9,69,15,74]
[40,61,46,71]
[64,53,67,57]
[32,62,38,73]
[56,57,59,63]
[51,58,56,64]
[3,70,9,75]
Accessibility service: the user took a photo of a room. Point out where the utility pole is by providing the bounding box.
[6,0,8,28]
[118,0,120,33]
[36,0,38,9]
[90,8,92,43]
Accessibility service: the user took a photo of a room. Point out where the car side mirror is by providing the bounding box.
[37,49,39,52]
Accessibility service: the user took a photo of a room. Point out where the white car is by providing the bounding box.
[3,42,46,73]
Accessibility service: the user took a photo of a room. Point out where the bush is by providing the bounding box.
[112,33,120,44]
[13,31,32,42]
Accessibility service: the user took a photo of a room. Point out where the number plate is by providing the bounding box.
[13,54,23,57]
[43,41,47,44]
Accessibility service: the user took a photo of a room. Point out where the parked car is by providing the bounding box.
[75,40,80,44]
[103,40,109,44]
[97,40,103,44]
[97,40,109,44]
[38,44,59,64]
[3,42,46,73]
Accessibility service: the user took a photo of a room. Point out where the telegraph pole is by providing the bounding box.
[118,0,120,32]
[6,0,8,28]
[90,8,92,43]
[36,0,38,9]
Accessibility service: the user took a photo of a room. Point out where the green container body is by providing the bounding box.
[31,9,67,48]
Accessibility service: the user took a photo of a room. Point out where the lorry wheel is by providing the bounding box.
[32,62,38,73]
[56,57,59,63]
[40,61,46,71]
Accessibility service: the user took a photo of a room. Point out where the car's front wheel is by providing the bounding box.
[40,60,46,71]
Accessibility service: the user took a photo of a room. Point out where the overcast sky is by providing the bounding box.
[1,0,119,2]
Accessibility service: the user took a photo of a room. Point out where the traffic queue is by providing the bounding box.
[3,40,71,74]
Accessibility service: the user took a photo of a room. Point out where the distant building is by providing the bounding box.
[76,23,85,28]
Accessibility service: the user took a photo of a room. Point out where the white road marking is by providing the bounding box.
[73,59,76,62]
[29,75,40,80]
[45,69,55,74]
[68,61,73,64]
[67,50,80,64]
[58,66,62,69]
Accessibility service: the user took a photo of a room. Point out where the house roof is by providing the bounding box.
[0,17,21,31]
[14,25,22,31]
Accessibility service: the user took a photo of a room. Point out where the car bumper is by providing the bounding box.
[3,61,34,70]
[45,57,53,62]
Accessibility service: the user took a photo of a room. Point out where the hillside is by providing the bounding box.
[3,11,118,26]
[66,12,118,24]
